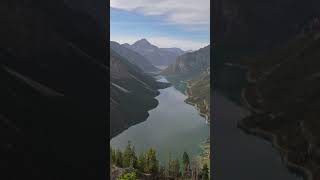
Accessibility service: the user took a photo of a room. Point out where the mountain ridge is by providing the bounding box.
[162,45,210,76]
[124,39,185,66]
[110,49,170,138]
[110,41,159,73]
[161,45,211,123]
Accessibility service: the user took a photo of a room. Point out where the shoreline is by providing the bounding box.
[237,119,313,180]
[111,79,169,139]
[197,138,210,169]
[239,66,314,180]
[184,83,210,123]
[172,78,211,169]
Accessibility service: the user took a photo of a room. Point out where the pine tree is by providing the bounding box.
[111,147,117,165]
[182,152,191,178]
[122,141,138,169]
[201,164,209,180]
[174,159,181,177]
[144,148,159,175]
[137,152,145,172]
[123,141,133,167]
[167,153,173,177]
[116,149,123,167]
[130,146,138,169]
[168,157,180,178]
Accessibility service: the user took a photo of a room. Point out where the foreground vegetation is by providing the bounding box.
[111,142,209,180]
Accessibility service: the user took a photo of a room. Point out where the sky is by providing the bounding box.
[110,0,210,51]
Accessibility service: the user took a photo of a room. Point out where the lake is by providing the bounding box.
[213,91,302,180]
[110,76,210,164]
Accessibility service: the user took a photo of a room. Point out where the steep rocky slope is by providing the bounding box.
[162,45,210,77]
[1,0,107,179]
[110,50,170,138]
[124,39,185,66]
[110,41,159,73]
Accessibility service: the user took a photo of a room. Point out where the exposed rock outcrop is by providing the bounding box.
[162,45,210,76]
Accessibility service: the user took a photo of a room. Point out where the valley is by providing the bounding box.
[111,76,209,165]
[162,45,211,123]
[110,39,211,179]
[111,76,209,179]
[110,49,170,138]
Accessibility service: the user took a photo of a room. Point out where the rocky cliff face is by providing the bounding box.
[162,45,210,76]
[1,0,107,179]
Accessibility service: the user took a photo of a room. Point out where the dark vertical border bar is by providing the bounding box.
[210,0,215,179]
[106,0,111,178]
[1,0,109,179]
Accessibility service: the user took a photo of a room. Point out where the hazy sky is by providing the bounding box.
[110,0,210,51]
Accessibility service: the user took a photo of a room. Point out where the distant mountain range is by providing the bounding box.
[110,41,159,73]
[122,39,185,66]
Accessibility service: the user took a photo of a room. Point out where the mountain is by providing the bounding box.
[161,47,185,55]
[162,45,210,77]
[185,68,211,122]
[239,26,320,180]
[110,41,159,72]
[125,39,185,66]
[162,45,211,122]
[1,0,107,179]
[110,49,170,138]
[214,0,320,177]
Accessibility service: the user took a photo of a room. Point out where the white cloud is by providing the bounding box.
[110,0,210,27]
[111,34,209,51]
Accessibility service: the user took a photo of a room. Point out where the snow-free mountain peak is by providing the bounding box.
[124,38,186,66]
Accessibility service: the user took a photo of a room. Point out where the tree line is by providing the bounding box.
[111,141,209,180]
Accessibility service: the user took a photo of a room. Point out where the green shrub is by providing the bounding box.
[117,172,138,180]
